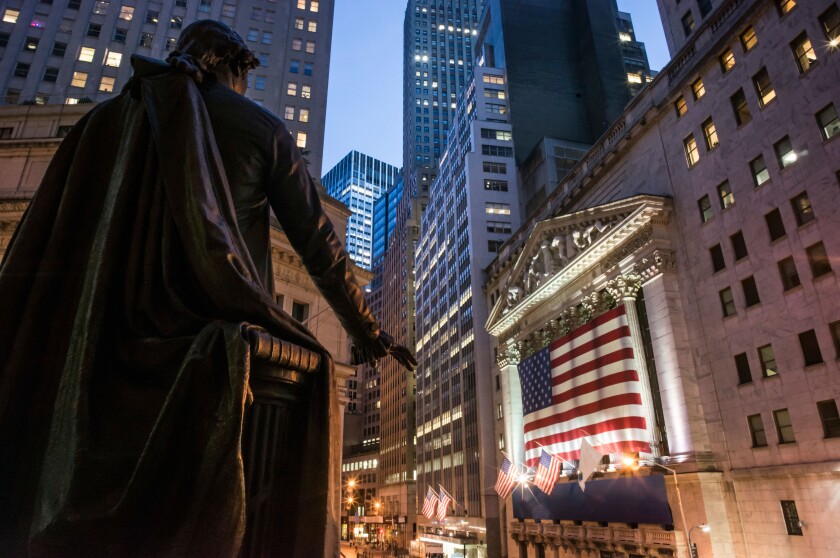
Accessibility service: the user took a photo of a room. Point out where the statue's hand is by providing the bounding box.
[350,330,418,372]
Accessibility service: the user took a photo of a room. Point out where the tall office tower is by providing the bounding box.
[414,65,518,557]
[0,0,333,175]
[321,151,401,271]
[617,9,656,96]
[372,178,403,267]
[656,0,719,55]
[373,0,483,547]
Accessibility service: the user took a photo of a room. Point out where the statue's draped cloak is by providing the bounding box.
[0,59,344,557]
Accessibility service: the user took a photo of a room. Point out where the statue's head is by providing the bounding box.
[167,20,259,94]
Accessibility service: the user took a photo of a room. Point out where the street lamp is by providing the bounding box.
[688,524,711,558]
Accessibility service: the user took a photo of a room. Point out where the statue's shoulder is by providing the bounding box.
[202,85,283,137]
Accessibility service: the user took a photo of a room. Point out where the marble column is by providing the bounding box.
[499,341,525,466]
[608,273,662,457]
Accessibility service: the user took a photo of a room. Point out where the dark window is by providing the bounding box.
[807,242,832,277]
[798,329,824,366]
[486,221,511,234]
[483,161,506,174]
[816,104,840,140]
[710,244,725,272]
[24,36,39,51]
[0,32,9,48]
[790,192,814,225]
[698,195,713,223]
[740,26,758,50]
[484,179,508,191]
[139,32,154,47]
[51,41,67,57]
[14,63,30,78]
[682,11,695,36]
[113,27,127,43]
[780,500,803,536]
[742,276,760,307]
[748,414,767,447]
[175,0,187,6]
[291,301,309,323]
[753,68,776,107]
[735,353,752,384]
[719,287,736,317]
[820,5,840,43]
[731,231,748,260]
[43,67,59,82]
[289,60,299,73]
[0,127,12,139]
[170,16,183,29]
[775,136,796,168]
[675,96,687,117]
[717,180,734,209]
[831,321,840,358]
[817,400,840,438]
[698,0,712,16]
[778,256,800,290]
[790,32,816,73]
[303,63,313,76]
[731,89,752,126]
[67,0,81,9]
[87,23,102,38]
[481,145,513,157]
[750,155,769,187]
[165,37,176,51]
[758,344,778,376]
[56,125,73,137]
[774,409,795,443]
[145,10,159,24]
[765,209,786,241]
[488,240,504,253]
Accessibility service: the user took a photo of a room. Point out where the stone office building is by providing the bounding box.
[485,0,840,556]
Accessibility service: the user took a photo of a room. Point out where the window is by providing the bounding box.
[817,400,840,438]
[14,63,30,78]
[484,179,508,191]
[170,16,183,29]
[481,128,511,141]
[684,135,700,167]
[310,0,319,12]
[297,0,306,8]
[292,38,302,51]
[291,301,309,323]
[487,221,512,234]
[720,49,735,73]
[139,32,154,47]
[790,32,816,73]
[482,145,513,157]
[485,202,511,215]
[1,32,12,48]
[165,37,176,51]
[483,74,505,84]
[303,63,313,76]
[487,103,507,116]
[222,4,235,17]
[498,434,505,450]
[68,0,82,8]
[674,96,687,117]
[308,20,317,32]
[247,29,258,42]
[3,8,19,23]
[255,76,266,90]
[765,209,786,241]
[145,10,159,24]
[105,51,122,67]
[731,89,751,126]
[780,500,803,536]
[71,71,88,88]
[807,242,831,277]
[820,5,840,44]
[817,104,840,140]
[731,231,748,260]
[79,47,96,62]
[112,27,127,43]
[196,0,211,12]
[703,118,719,150]
[290,60,300,73]
[682,11,695,36]
[99,75,115,92]
[698,195,713,223]
[748,414,767,447]
[774,409,795,443]
[175,0,186,6]
[740,26,758,50]
[790,192,814,226]
[0,127,12,139]
[734,353,752,384]
[258,53,269,67]
[774,136,796,168]
[56,125,74,138]
[94,1,109,15]
[119,5,134,20]
[483,162,506,174]
[776,0,796,16]
[742,276,760,307]
[301,85,311,99]
[287,82,298,96]
[295,17,304,30]
[798,329,824,366]
[778,256,801,291]
[296,132,307,149]
[488,240,504,253]
[719,287,736,317]
[627,72,642,84]
[284,106,295,120]
[831,321,840,358]
[753,68,776,107]
[24,37,39,51]
[749,155,769,187]
[87,23,102,38]
[305,40,315,53]
[758,344,778,376]
[43,67,60,82]
[717,180,734,209]
[52,41,67,57]
[484,89,506,99]
[691,77,705,100]
[299,108,309,122]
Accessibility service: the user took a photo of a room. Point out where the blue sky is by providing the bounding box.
[321,0,671,175]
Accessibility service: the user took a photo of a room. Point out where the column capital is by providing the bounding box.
[607,273,642,301]
[498,341,521,367]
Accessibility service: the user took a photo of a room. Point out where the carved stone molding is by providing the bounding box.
[498,341,521,367]
[634,249,677,283]
[607,273,642,301]
[599,223,653,274]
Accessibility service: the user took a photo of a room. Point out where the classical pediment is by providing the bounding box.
[485,195,671,338]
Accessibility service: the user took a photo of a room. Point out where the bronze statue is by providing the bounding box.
[0,20,415,557]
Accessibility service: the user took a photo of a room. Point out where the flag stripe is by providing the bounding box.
[550,325,632,367]
[524,393,643,433]
[551,347,636,386]
[551,369,640,406]
[548,305,628,348]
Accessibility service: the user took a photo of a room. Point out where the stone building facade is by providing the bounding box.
[484,0,840,556]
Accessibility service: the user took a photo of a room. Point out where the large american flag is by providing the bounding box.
[494,456,518,500]
[421,485,438,519]
[518,305,649,467]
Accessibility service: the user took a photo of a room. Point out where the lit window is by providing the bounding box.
[776,0,796,16]
[93,1,109,16]
[791,33,816,73]
[296,132,307,148]
[740,26,758,51]
[287,82,298,96]
[817,104,840,140]
[691,78,705,100]
[485,202,511,215]
[627,73,642,84]
[773,409,795,443]
[750,155,770,187]
[681,11,695,37]
[170,16,183,29]
[703,118,719,150]
[484,89,505,99]
[119,5,134,20]
[717,180,734,209]
[99,75,116,92]
[674,96,687,117]
[24,36,39,51]
[753,68,776,107]
[774,136,796,168]
[284,106,295,120]
[165,38,176,51]
[778,256,801,291]
[758,344,778,376]
[748,414,767,447]
[308,20,317,32]
[305,40,315,53]
[292,38,302,51]
[297,0,306,8]
[719,287,736,317]
[66,97,80,105]
[79,47,96,62]
[817,400,840,438]
[720,49,735,73]
[698,195,713,222]
[731,89,751,126]
[71,71,88,88]
[295,17,304,30]
[790,191,814,226]
[145,10,159,24]
[301,85,311,99]
[483,74,504,84]
[310,0,319,12]
[820,5,840,45]
[480,128,511,141]
[3,9,19,23]
[684,134,700,167]
[299,108,309,122]
[619,31,632,42]
[104,51,122,68]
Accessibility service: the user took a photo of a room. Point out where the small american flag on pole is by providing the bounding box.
[421,485,438,519]
[494,456,518,500]
[437,485,452,521]
[519,305,649,467]
[533,448,562,494]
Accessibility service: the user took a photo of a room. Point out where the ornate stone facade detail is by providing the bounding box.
[599,223,653,274]
[607,273,642,301]
[634,249,677,283]
[498,340,521,367]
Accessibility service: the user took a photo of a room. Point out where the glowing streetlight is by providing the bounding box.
[688,524,711,558]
